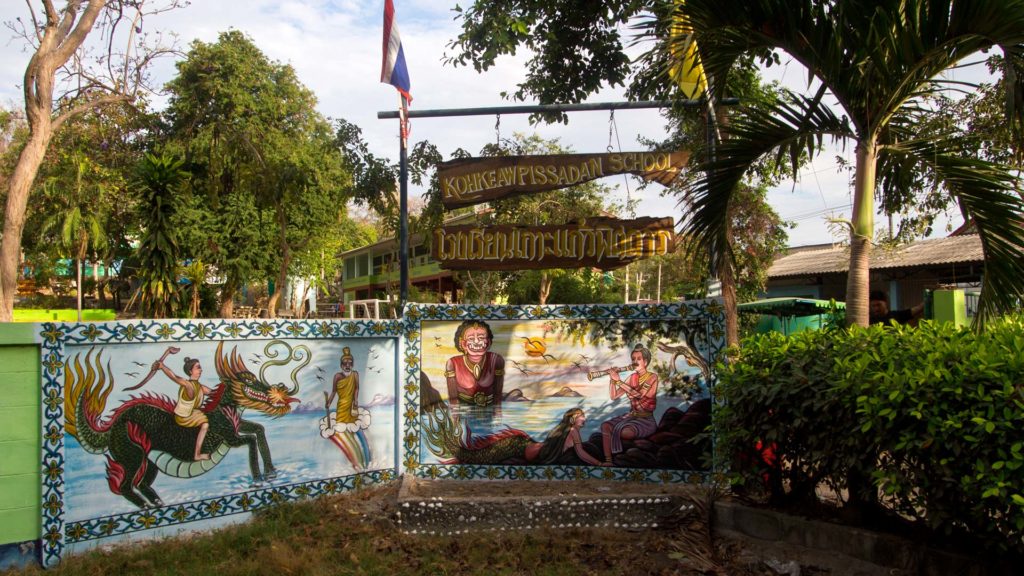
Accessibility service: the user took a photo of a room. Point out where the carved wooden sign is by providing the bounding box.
[438,151,689,209]
[432,216,675,271]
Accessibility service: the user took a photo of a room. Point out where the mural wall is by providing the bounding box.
[404,301,725,482]
[39,319,401,568]
[37,302,724,567]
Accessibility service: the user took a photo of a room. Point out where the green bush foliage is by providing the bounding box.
[716,317,1024,551]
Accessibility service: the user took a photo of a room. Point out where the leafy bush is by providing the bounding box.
[716,317,1024,552]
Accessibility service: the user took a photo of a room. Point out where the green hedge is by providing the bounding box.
[716,317,1024,552]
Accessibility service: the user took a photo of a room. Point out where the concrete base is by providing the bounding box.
[713,501,1012,576]
[395,476,705,536]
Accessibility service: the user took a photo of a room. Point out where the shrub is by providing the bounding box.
[715,317,1024,552]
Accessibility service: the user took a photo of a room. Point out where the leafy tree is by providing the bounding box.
[656,0,1024,326]
[0,0,184,321]
[163,31,347,318]
[25,102,155,310]
[37,153,109,320]
[262,121,351,317]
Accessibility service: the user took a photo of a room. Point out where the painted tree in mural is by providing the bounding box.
[0,0,184,322]
[449,0,1024,328]
[163,31,352,318]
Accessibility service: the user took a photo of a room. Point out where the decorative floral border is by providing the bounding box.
[39,319,402,568]
[400,301,726,480]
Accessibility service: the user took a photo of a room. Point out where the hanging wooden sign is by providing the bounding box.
[432,216,675,271]
[438,151,690,209]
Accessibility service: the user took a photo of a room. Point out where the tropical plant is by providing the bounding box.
[179,259,207,319]
[135,152,184,318]
[38,154,109,321]
[652,0,1024,326]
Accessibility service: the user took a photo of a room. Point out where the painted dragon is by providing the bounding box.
[65,340,309,508]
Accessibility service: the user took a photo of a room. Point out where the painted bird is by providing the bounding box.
[124,372,139,377]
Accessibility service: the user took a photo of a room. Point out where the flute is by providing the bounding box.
[587,363,637,381]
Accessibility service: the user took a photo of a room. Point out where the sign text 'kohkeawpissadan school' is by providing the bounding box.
[438,151,690,209]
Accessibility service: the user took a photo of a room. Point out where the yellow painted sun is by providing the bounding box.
[521,337,547,357]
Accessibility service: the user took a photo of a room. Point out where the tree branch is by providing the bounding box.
[51,92,130,132]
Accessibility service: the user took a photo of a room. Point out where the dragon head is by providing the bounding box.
[214,341,306,417]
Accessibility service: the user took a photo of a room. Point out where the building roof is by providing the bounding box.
[737,297,845,316]
[768,234,984,278]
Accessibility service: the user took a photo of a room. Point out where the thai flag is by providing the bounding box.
[381,0,412,104]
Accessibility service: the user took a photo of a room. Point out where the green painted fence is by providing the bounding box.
[0,324,40,546]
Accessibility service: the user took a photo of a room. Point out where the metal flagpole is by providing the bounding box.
[398,95,409,307]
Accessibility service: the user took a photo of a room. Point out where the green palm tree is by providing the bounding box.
[40,155,109,322]
[659,0,1024,326]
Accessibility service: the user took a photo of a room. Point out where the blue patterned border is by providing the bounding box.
[39,318,402,568]
[400,301,726,480]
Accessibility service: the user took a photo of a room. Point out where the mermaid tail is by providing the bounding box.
[320,408,372,470]
[421,402,532,464]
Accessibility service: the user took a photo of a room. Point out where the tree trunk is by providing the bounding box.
[845,141,878,327]
[539,271,552,305]
[721,253,739,347]
[0,130,51,321]
[219,279,236,319]
[0,0,108,321]
[98,256,110,309]
[266,209,291,319]
[76,258,83,322]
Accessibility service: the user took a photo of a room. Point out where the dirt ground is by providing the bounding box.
[374,478,904,576]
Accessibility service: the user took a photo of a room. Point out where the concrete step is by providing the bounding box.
[395,476,706,536]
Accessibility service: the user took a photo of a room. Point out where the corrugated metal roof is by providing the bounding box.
[768,235,984,278]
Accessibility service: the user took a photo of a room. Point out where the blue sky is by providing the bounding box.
[1,1,980,247]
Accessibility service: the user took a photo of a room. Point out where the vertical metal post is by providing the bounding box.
[399,96,409,306]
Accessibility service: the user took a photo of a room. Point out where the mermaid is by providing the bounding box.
[423,405,604,466]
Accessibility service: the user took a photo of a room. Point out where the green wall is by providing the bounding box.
[0,324,40,545]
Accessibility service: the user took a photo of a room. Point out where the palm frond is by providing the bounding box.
[681,91,853,257]
[886,138,1024,324]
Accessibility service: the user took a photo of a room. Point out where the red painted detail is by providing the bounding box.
[202,383,228,412]
[127,421,152,452]
[93,393,176,432]
[221,406,241,432]
[105,456,126,495]
[463,427,530,450]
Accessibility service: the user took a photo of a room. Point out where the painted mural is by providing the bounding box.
[40,319,400,567]
[404,301,725,482]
